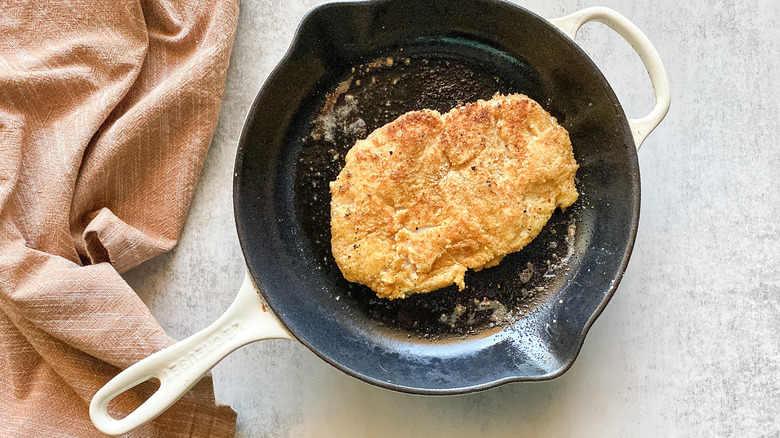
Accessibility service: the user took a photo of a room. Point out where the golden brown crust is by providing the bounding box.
[329,94,579,299]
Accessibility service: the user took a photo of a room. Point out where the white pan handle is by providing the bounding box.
[550,7,671,149]
[90,273,292,436]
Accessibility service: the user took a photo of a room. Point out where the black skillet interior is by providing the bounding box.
[235,0,639,394]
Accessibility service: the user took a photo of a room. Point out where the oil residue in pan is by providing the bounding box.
[295,49,581,339]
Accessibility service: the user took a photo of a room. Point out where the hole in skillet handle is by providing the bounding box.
[105,377,162,421]
[292,38,589,341]
[568,22,654,127]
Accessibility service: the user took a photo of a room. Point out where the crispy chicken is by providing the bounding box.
[330,94,578,299]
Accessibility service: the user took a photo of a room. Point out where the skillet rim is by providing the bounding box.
[233,0,641,394]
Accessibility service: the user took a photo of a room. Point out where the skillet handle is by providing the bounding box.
[550,7,671,149]
[89,273,292,436]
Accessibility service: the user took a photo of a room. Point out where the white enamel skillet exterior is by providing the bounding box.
[90,6,670,435]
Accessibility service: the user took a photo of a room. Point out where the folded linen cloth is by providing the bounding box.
[0,0,240,436]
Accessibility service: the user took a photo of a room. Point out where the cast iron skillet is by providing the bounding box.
[91,0,670,434]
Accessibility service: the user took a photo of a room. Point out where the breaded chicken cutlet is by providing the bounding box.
[329,93,578,299]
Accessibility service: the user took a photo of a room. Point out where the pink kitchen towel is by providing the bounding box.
[1,0,240,435]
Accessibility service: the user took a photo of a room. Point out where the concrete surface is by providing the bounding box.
[124,0,780,436]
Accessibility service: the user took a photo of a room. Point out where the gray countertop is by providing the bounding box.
[124,0,780,436]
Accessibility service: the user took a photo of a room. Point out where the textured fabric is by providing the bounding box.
[0,0,239,436]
